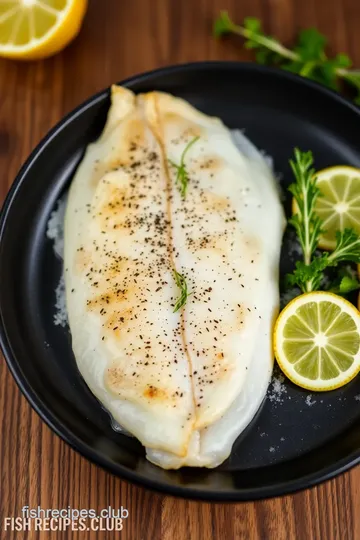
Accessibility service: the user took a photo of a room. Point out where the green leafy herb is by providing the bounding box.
[329,267,360,295]
[213,12,360,103]
[168,137,199,198]
[173,270,192,312]
[286,149,360,292]
[335,275,360,294]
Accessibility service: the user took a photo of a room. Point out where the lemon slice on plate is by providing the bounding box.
[0,0,88,60]
[274,291,360,391]
[292,165,360,251]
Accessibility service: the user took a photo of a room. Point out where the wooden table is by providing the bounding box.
[1,1,360,538]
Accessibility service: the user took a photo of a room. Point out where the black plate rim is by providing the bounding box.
[2,61,360,502]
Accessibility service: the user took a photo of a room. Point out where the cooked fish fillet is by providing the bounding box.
[146,129,284,468]
[64,86,285,467]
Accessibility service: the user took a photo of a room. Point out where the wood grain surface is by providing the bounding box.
[1,0,360,539]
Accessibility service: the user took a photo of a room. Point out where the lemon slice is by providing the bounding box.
[292,165,360,251]
[274,291,360,391]
[0,0,88,60]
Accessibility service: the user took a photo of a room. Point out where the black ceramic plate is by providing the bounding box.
[2,62,360,502]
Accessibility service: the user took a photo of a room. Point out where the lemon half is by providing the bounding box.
[274,291,360,391]
[0,0,88,60]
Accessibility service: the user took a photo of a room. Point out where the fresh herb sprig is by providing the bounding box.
[168,137,199,198]
[288,149,322,269]
[214,12,360,104]
[173,270,192,312]
[286,149,360,292]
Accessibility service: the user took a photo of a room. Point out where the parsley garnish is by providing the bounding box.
[214,12,360,104]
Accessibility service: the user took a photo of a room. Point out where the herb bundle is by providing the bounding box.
[286,149,360,293]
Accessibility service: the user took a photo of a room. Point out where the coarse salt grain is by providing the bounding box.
[305,394,316,407]
[267,372,287,404]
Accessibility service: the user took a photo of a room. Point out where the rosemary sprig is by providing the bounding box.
[168,136,199,198]
[214,12,360,104]
[286,149,360,292]
[288,149,322,269]
[173,269,192,312]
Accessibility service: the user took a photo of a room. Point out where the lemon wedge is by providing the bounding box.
[0,0,88,60]
[274,291,360,391]
[292,165,360,251]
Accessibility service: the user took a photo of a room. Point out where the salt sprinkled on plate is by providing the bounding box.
[344,264,357,279]
[285,230,303,260]
[46,195,68,327]
[305,394,316,407]
[267,372,287,404]
[46,196,66,259]
[53,274,68,327]
[280,287,301,309]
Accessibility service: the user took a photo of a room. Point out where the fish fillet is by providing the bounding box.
[64,86,285,467]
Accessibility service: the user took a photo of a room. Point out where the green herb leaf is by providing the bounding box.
[339,275,360,294]
[243,16,262,34]
[317,60,341,90]
[294,28,327,62]
[168,136,199,198]
[286,261,314,290]
[173,270,192,312]
[213,11,234,38]
[335,53,352,68]
[327,266,360,295]
[329,275,360,295]
[286,256,329,292]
